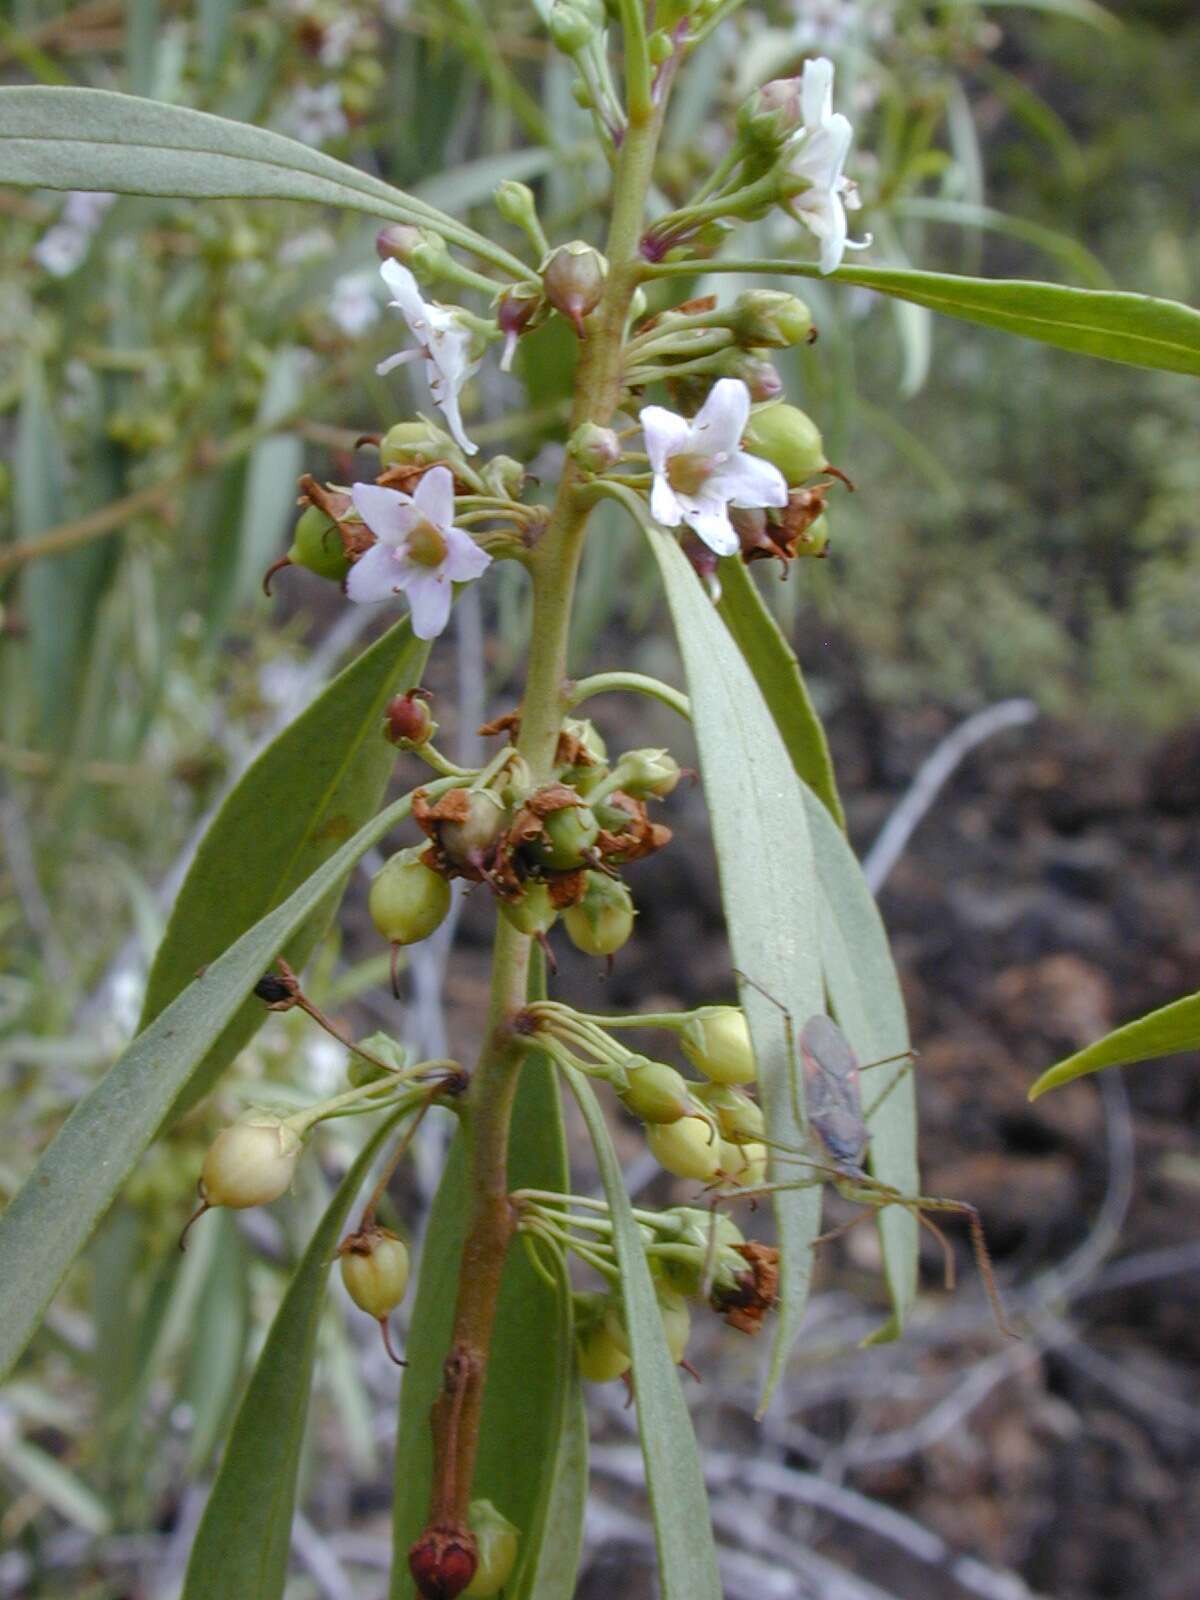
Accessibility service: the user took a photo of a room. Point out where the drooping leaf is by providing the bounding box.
[139,620,428,1116]
[802,792,918,1340]
[521,1382,588,1600]
[390,960,578,1600]
[716,557,844,830]
[182,1107,408,1600]
[181,1212,250,1473]
[0,88,530,278]
[659,259,1200,377]
[1029,991,1200,1099]
[567,1072,723,1600]
[0,777,456,1384]
[643,524,823,1415]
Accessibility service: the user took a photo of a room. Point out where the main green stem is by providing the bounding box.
[420,97,664,1540]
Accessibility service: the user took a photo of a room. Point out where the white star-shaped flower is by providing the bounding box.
[640,379,788,557]
[346,466,491,639]
[787,56,869,275]
[376,260,481,456]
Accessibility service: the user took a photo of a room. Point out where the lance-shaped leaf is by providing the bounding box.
[643,525,823,1415]
[389,959,579,1600]
[654,259,1200,378]
[568,1072,723,1600]
[182,1106,410,1600]
[1029,990,1200,1099]
[139,619,428,1117]
[716,556,844,830]
[0,87,532,278]
[0,777,457,1384]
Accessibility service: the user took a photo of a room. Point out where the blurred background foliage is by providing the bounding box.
[1,0,1198,1593]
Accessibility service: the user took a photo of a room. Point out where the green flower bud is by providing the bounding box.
[547,0,600,55]
[719,1139,768,1186]
[714,346,783,402]
[347,1031,411,1088]
[288,503,351,583]
[529,800,600,871]
[741,404,826,486]
[800,511,830,558]
[200,1114,303,1209]
[736,77,804,152]
[494,180,541,230]
[648,28,674,65]
[618,1057,695,1124]
[574,1293,631,1382]
[376,223,424,263]
[339,1226,411,1318]
[563,871,635,957]
[369,847,452,946]
[646,1116,721,1182]
[568,422,622,473]
[614,748,682,799]
[379,420,457,470]
[500,879,558,938]
[680,1006,756,1084]
[541,241,608,336]
[653,1205,747,1297]
[732,290,814,349]
[481,454,526,498]
[464,1501,520,1598]
[605,1286,692,1365]
[695,1082,765,1142]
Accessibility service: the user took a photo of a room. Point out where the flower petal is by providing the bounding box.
[412,464,456,530]
[801,56,835,130]
[440,527,493,582]
[650,475,684,528]
[717,450,789,510]
[404,570,454,640]
[351,482,418,547]
[376,348,419,377]
[345,542,404,604]
[684,501,739,558]
[640,405,690,475]
[690,378,750,457]
[379,259,427,328]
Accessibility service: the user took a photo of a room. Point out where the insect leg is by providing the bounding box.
[913,1193,1017,1339]
[732,968,805,1130]
[860,1052,917,1122]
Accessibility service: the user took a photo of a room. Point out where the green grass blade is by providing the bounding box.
[139,620,428,1116]
[1029,991,1200,1099]
[181,1108,408,1600]
[567,1072,723,1600]
[0,777,457,1384]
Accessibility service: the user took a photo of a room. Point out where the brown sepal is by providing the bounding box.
[712,1241,780,1336]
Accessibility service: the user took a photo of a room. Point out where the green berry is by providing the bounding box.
[618,1058,695,1124]
[339,1227,411,1318]
[200,1114,302,1209]
[563,871,635,957]
[646,1116,721,1182]
[680,1007,757,1085]
[500,879,558,938]
[289,504,351,582]
[741,403,826,486]
[464,1501,520,1598]
[368,848,452,946]
[530,801,600,871]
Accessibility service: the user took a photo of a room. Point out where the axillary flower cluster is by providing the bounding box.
[205,17,875,1599]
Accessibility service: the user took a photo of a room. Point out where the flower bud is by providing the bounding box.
[287,503,352,583]
[463,1501,519,1598]
[347,1031,411,1087]
[736,77,804,151]
[568,422,622,473]
[801,511,830,558]
[696,1082,765,1143]
[388,226,451,284]
[339,1226,411,1318]
[547,0,600,55]
[714,347,783,402]
[574,1294,632,1382]
[497,282,544,373]
[369,848,452,946]
[654,1205,748,1298]
[680,1007,756,1085]
[719,1139,768,1186]
[529,799,600,871]
[380,420,456,469]
[376,222,424,263]
[200,1114,303,1209]
[732,290,814,349]
[557,717,608,792]
[614,748,682,799]
[481,454,526,498]
[618,1057,695,1124]
[605,1285,692,1365]
[499,878,558,938]
[563,871,635,957]
[384,689,436,748]
[409,1524,477,1600]
[646,1116,721,1182]
[741,404,826,486]
[541,241,608,336]
[494,180,541,232]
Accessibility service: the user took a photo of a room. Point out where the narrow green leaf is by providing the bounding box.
[891,198,1113,289]
[0,777,456,1384]
[567,1072,722,1600]
[139,620,429,1116]
[182,1109,407,1600]
[655,260,1200,377]
[181,1213,250,1473]
[0,1434,112,1534]
[644,525,823,1415]
[1029,991,1200,1099]
[127,0,161,98]
[802,792,918,1339]
[0,88,532,279]
[198,0,237,83]
[390,967,576,1599]
[716,557,844,830]
[954,0,1119,33]
[521,1383,588,1600]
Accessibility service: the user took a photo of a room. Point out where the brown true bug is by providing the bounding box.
[727,976,1016,1337]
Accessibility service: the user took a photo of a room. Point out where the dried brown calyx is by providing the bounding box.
[711,1241,780,1335]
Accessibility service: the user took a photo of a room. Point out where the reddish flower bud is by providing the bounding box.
[376,223,423,262]
[541,241,607,336]
[409,1524,478,1600]
[384,689,436,748]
